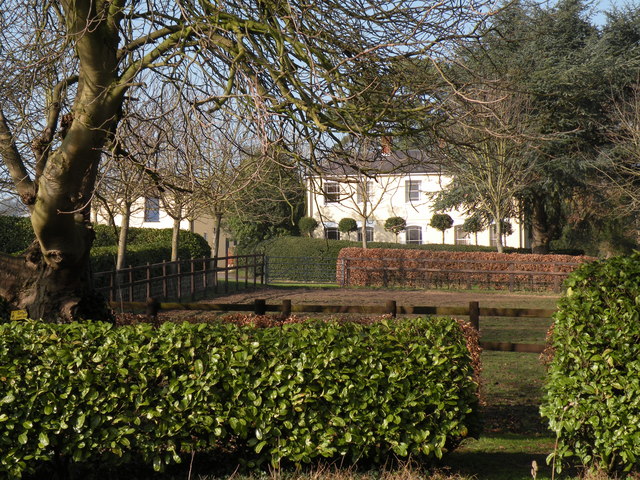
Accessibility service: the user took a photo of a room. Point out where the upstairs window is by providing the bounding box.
[324,182,340,204]
[144,197,160,222]
[405,225,422,244]
[357,181,373,204]
[405,180,421,202]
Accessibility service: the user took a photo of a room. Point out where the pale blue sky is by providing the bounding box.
[591,0,637,25]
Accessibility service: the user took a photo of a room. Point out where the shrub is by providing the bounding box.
[0,216,34,253]
[336,247,594,290]
[384,217,406,236]
[429,214,454,244]
[541,253,640,475]
[298,216,319,237]
[338,218,358,239]
[0,317,479,477]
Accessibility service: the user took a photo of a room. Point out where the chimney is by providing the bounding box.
[381,136,392,156]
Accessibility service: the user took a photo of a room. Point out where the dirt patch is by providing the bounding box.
[206,285,560,310]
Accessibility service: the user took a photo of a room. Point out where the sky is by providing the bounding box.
[591,0,637,25]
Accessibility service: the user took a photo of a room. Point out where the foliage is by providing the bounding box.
[384,217,407,235]
[541,253,640,474]
[225,155,305,249]
[0,317,479,477]
[429,214,454,232]
[298,217,319,237]
[0,216,34,254]
[430,214,454,243]
[462,215,484,234]
[91,229,210,271]
[338,218,358,235]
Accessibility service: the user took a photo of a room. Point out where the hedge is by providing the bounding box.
[0,216,33,254]
[541,253,640,475]
[336,248,594,290]
[0,317,479,477]
[91,228,211,271]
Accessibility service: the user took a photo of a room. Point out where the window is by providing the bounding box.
[324,182,340,203]
[357,181,373,204]
[144,197,160,222]
[454,225,470,246]
[405,180,421,202]
[405,225,422,244]
[357,226,374,243]
[325,227,340,240]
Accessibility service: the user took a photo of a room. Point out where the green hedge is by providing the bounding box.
[541,253,640,475]
[0,216,33,254]
[251,236,528,259]
[91,228,210,271]
[0,317,479,477]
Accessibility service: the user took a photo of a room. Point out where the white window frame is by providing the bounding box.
[405,225,422,244]
[454,225,470,246]
[405,180,421,202]
[324,182,340,204]
[357,226,374,243]
[325,226,340,240]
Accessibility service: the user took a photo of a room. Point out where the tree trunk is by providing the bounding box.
[530,199,552,254]
[116,205,131,271]
[212,212,223,259]
[171,217,181,263]
[0,237,113,323]
[361,224,368,249]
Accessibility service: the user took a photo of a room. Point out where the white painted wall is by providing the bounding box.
[307,173,528,249]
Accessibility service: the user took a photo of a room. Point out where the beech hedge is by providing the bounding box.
[0,317,479,477]
[541,253,640,475]
[336,248,594,290]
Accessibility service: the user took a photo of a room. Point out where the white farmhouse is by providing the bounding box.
[306,148,530,249]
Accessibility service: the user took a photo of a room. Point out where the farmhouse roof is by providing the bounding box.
[313,148,443,177]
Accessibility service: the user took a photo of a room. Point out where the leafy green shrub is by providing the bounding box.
[541,253,640,475]
[0,317,479,477]
[92,224,118,247]
[298,216,319,237]
[338,218,358,238]
[91,228,210,271]
[0,216,34,253]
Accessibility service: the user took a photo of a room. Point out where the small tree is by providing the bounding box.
[339,218,358,241]
[463,215,485,246]
[299,217,319,238]
[384,217,407,243]
[430,213,454,244]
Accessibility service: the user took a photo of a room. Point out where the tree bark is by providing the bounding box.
[530,198,552,254]
[116,205,131,271]
[212,212,223,259]
[171,217,181,263]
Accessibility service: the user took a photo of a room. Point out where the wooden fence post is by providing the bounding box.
[146,262,151,299]
[254,299,266,316]
[282,299,292,318]
[386,300,397,318]
[190,257,196,300]
[146,297,161,324]
[469,301,480,331]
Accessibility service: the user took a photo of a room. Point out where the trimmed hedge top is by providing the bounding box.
[0,317,479,477]
[541,253,640,475]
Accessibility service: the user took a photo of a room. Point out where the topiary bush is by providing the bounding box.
[0,317,480,477]
[298,216,319,237]
[541,253,640,475]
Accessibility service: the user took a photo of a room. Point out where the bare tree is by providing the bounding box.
[434,88,539,253]
[0,0,496,320]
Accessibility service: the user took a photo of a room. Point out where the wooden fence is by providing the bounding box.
[337,256,583,292]
[112,299,555,353]
[95,254,264,302]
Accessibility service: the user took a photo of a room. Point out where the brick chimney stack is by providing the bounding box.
[381,136,392,156]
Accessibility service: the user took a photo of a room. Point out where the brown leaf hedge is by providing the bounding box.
[336,248,595,291]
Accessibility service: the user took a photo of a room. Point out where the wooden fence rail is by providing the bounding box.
[95,254,264,302]
[112,299,555,353]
